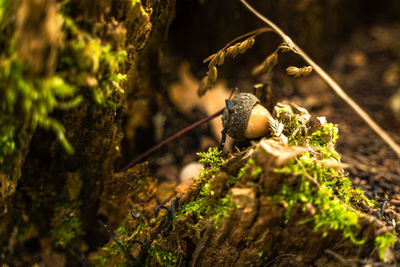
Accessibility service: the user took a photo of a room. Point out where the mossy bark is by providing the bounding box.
[97,140,387,266]
[0,0,175,264]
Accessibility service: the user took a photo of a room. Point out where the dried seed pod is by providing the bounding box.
[203,53,216,64]
[266,52,278,69]
[208,54,219,68]
[208,66,217,83]
[301,66,313,76]
[231,44,241,58]
[252,52,278,76]
[246,38,255,50]
[198,76,209,96]
[222,93,273,140]
[286,66,313,78]
[217,51,225,65]
[286,66,300,76]
[226,46,236,57]
[238,40,249,54]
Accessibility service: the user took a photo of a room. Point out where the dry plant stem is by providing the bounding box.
[203,27,272,63]
[119,108,225,172]
[240,0,400,158]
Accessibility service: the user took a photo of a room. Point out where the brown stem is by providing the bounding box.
[239,0,400,158]
[118,108,225,172]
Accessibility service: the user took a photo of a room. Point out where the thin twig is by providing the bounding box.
[239,0,400,158]
[119,108,224,172]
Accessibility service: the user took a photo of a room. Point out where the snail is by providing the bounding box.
[220,93,273,149]
[122,92,274,171]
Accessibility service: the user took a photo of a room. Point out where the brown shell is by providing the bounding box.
[222,93,260,139]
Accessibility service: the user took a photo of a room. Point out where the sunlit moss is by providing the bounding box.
[178,147,237,227]
[197,147,225,167]
[270,113,396,253]
[309,123,339,158]
[60,17,127,108]
[147,240,177,267]
[0,3,126,162]
[213,194,236,228]
[274,106,308,145]
[375,231,397,260]
[272,152,371,245]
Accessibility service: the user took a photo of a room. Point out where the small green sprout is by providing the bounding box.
[147,242,177,267]
[197,147,225,167]
[375,232,397,260]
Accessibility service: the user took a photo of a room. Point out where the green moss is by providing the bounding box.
[233,158,263,193]
[0,4,126,162]
[268,112,392,252]
[272,152,371,245]
[309,123,339,158]
[0,121,15,164]
[100,245,128,264]
[0,53,80,155]
[251,161,263,179]
[96,237,130,266]
[375,232,397,260]
[258,250,268,263]
[60,17,127,107]
[197,147,225,168]
[271,105,397,259]
[274,106,308,145]
[178,147,237,228]
[147,241,177,267]
[51,203,85,248]
[131,0,139,7]
[213,194,236,228]
[310,123,338,145]
[178,197,207,220]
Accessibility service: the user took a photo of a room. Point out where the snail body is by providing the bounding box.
[221,93,273,140]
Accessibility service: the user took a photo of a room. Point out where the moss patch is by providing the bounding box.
[178,147,237,227]
[269,105,396,256]
[51,202,85,248]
